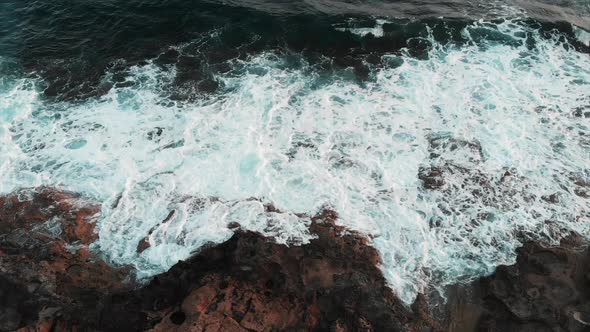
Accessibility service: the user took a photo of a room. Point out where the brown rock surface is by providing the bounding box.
[0,187,129,331]
[2,187,590,332]
[99,208,434,332]
[0,188,434,332]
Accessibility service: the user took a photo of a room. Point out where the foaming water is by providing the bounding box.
[0,58,38,192]
[1,19,589,303]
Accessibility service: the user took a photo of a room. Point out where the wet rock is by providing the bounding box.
[419,166,445,189]
[444,235,590,332]
[136,238,151,254]
[541,193,559,204]
[102,209,434,332]
[227,221,241,229]
[428,134,484,161]
[136,210,176,254]
[206,48,239,64]
[573,177,590,198]
[0,188,129,331]
[154,49,181,66]
[572,106,590,118]
[4,187,590,332]
[0,308,21,331]
[147,127,164,141]
[1,188,435,331]
[197,78,219,93]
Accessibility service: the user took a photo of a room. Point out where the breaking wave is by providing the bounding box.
[1,16,589,303]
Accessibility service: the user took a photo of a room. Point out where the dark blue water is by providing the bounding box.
[0,0,588,101]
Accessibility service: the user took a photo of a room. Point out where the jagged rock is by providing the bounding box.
[100,209,433,331]
[2,187,590,332]
[0,188,433,332]
[136,210,177,253]
[444,235,590,332]
[0,188,129,331]
[418,166,445,189]
[136,238,151,254]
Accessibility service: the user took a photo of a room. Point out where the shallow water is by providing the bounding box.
[1,0,589,304]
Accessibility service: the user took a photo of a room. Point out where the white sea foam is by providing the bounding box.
[0,65,39,193]
[334,18,390,37]
[0,19,589,304]
[574,25,590,45]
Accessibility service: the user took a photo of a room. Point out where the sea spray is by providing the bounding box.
[0,18,588,304]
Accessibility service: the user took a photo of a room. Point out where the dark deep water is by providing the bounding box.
[0,0,588,100]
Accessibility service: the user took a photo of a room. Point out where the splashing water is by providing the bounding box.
[1,18,589,303]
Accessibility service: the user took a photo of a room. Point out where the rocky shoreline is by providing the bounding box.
[1,188,589,331]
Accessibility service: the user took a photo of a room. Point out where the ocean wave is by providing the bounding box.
[0,17,589,304]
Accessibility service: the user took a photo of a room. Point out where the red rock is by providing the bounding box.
[4,187,590,332]
[0,188,128,331]
[97,208,432,332]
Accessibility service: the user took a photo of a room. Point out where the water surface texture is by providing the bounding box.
[1,0,589,303]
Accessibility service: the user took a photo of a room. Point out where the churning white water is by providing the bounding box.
[1,18,589,303]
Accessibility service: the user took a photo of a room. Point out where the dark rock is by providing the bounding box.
[207,48,239,64]
[227,221,241,229]
[541,193,559,204]
[136,210,177,254]
[169,310,186,325]
[0,307,21,331]
[1,188,435,331]
[101,210,434,332]
[443,235,590,332]
[197,78,219,93]
[136,238,151,254]
[428,134,484,161]
[573,177,590,198]
[3,187,590,332]
[154,49,180,66]
[0,188,129,331]
[419,166,445,189]
[147,127,164,141]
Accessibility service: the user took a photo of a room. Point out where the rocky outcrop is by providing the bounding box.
[0,188,434,332]
[443,235,590,332]
[1,187,589,332]
[0,188,129,331]
[99,209,436,331]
